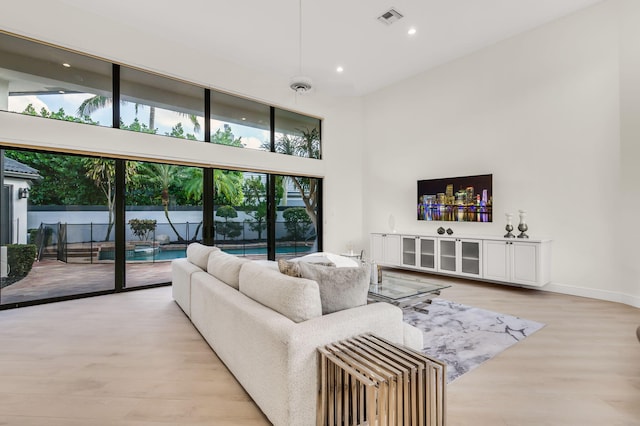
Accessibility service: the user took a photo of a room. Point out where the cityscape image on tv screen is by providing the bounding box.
[417,174,493,222]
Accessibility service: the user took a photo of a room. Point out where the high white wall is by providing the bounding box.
[0,0,365,257]
[618,0,640,303]
[363,0,640,306]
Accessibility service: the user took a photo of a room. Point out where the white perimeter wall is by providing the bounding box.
[363,0,640,307]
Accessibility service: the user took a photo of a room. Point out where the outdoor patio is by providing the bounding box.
[0,259,172,305]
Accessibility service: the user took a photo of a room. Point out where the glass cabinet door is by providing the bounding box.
[461,240,481,276]
[402,236,416,266]
[439,239,456,272]
[419,238,435,269]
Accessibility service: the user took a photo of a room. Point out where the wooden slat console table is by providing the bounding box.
[317,333,446,426]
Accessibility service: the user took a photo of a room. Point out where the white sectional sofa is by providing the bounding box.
[172,243,423,426]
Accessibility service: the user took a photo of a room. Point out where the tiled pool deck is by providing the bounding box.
[0,259,172,305]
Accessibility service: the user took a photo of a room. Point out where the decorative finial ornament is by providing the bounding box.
[504,213,515,238]
[517,210,529,239]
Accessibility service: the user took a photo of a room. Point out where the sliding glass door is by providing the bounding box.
[0,150,115,306]
[212,170,268,258]
[0,147,322,309]
[125,161,203,288]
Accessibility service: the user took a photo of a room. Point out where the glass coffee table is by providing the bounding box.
[368,271,450,313]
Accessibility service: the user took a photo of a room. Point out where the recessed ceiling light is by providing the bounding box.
[241,117,246,121]
[58,90,65,94]
[336,66,344,73]
[62,63,71,68]
[408,27,417,36]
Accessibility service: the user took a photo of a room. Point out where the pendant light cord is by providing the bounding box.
[298,0,303,75]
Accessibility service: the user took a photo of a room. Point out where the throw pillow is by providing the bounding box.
[297,261,370,315]
[278,258,302,277]
[291,252,358,268]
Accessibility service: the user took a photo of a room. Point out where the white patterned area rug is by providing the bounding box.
[403,299,545,383]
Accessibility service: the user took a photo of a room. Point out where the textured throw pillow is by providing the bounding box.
[292,252,358,268]
[278,258,302,277]
[297,261,371,314]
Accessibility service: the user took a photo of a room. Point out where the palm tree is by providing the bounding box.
[84,159,138,241]
[140,163,188,241]
[77,95,201,135]
[184,168,244,207]
[272,128,320,231]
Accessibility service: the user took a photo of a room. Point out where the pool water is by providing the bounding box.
[101,245,312,261]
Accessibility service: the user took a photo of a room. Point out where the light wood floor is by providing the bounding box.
[0,278,638,425]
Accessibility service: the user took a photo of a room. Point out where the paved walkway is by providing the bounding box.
[0,259,172,305]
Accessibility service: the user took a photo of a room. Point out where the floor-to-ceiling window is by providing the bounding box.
[0,30,323,309]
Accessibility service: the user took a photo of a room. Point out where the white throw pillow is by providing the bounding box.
[292,252,359,268]
[297,261,370,315]
[186,243,219,270]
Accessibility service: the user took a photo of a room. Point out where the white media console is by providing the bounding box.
[370,232,552,287]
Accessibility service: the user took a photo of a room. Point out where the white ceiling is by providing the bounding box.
[56,0,604,97]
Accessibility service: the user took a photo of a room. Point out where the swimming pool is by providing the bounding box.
[100,245,312,261]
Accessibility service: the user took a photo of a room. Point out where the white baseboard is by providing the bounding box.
[543,282,640,308]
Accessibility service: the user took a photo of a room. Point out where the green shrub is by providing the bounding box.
[128,219,157,241]
[28,228,38,244]
[7,244,37,278]
[282,207,312,241]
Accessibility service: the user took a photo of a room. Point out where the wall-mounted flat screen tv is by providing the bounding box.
[417,174,492,222]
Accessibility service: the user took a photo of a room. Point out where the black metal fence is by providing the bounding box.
[34,221,316,263]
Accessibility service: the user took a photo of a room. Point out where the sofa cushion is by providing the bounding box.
[239,261,322,323]
[186,243,219,270]
[297,262,370,315]
[207,251,250,289]
[252,259,279,271]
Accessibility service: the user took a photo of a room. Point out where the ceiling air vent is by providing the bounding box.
[377,8,404,25]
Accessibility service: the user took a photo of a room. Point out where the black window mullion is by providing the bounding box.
[267,174,276,260]
[203,169,214,245]
[204,88,211,142]
[270,106,275,152]
[316,178,323,252]
[266,107,276,259]
[203,89,214,245]
[115,159,125,291]
[112,64,120,129]
[113,64,125,291]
